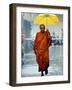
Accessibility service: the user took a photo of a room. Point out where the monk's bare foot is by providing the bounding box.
[41,71,44,76]
[45,69,48,75]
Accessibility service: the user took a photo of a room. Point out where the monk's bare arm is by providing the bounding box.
[33,33,39,54]
[46,30,51,47]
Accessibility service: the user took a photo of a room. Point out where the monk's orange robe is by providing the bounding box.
[34,31,51,71]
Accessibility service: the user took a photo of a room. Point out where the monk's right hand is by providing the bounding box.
[35,50,38,55]
[34,49,36,54]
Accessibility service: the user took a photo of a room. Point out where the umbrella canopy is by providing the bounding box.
[34,14,59,26]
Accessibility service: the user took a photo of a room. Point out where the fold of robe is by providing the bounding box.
[34,31,51,71]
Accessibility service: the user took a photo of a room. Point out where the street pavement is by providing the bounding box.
[21,46,63,77]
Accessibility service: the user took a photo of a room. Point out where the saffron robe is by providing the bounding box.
[34,31,51,71]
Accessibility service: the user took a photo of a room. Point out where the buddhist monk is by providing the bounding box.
[34,24,51,76]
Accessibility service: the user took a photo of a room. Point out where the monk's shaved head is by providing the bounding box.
[40,24,45,33]
[40,24,45,29]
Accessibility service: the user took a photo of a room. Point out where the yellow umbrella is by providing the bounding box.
[34,14,59,26]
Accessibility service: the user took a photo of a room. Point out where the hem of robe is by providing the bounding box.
[38,64,49,72]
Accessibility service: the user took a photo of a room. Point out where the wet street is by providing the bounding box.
[21,46,63,77]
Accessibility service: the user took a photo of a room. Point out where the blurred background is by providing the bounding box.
[21,12,63,77]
